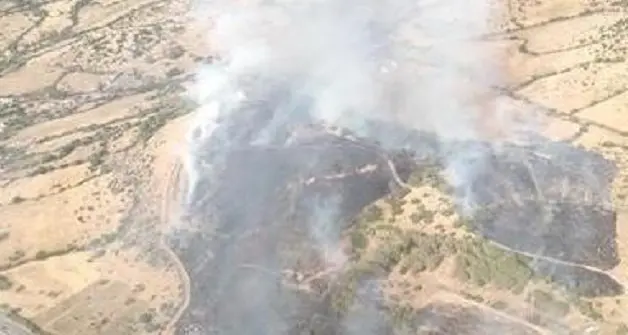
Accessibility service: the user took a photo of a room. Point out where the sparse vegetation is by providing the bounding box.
[138,114,168,143]
[166,67,184,77]
[409,212,422,224]
[0,2,626,334]
[576,300,604,321]
[462,292,484,303]
[398,233,452,273]
[490,300,508,310]
[88,149,107,171]
[59,140,80,157]
[390,304,415,328]
[8,250,26,262]
[329,268,361,314]
[35,244,79,261]
[454,237,532,293]
[10,196,25,204]
[139,310,154,323]
[407,163,449,192]
[350,230,368,252]
[0,274,13,290]
[362,205,383,222]
[30,165,54,176]
[4,308,51,335]
[365,230,455,275]
[528,289,570,317]
[409,206,435,224]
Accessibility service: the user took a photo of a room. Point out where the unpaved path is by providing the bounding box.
[159,161,191,335]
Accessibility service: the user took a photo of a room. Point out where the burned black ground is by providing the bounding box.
[170,101,623,334]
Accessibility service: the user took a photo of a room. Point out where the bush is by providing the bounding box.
[391,202,404,216]
[400,233,450,273]
[59,140,79,157]
[462,292,484,303]
[10,196,24,204]
[529,290,570,317]
[490,300,508,310]
[139,115,167,143]
[139,311,154,323]
[330,271,359,314]
[362,205,383,222]
[350,230,368,251]
[372,242,405,272]
[0,275,12,290]
[88,150,107,170]
[410,208,434,225]
[454,238,532,292]
[8,250,25,262]
[409,213,422,224]
[576,300,603,321]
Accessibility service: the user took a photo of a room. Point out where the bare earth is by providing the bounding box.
[0,0,627,334]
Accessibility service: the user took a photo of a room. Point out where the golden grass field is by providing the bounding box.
[0,0,627,333]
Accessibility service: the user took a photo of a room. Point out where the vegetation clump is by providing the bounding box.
[576,300,604,321]
[369,232,455,274]
[0,275,12,290]
[454,237,532,293]
[361,205,383,222]
[350,230,368,252]
[528,289,570,317]
[407,164,443,189]
[0,231,10,242]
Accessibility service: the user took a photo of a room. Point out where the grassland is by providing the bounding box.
[1,0,628,333]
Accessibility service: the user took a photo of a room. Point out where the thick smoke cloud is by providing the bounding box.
[183,0,539,208]
[176,0,572,333]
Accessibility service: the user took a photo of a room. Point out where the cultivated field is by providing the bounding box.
[0,0,627,334]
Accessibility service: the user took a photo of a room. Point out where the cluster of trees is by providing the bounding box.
[527,289,570,317]
[454,237,533,293]
[370,232,456,274]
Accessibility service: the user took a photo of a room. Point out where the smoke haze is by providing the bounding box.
[182,0,519,333]
[183,0,541,212]
[172,0,622,334]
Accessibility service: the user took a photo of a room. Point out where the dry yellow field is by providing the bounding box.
[0,0,627,334]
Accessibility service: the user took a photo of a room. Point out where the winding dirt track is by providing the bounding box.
[154,137,626,334]
[160,161,191,335]
[434,291,552,335]
[486,238,627,290]
[384,158,628,292]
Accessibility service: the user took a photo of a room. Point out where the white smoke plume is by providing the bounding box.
[179,0,552,333]
[183,0,537,206]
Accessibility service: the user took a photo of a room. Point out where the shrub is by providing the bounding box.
[10,196,24,204]
[362,205,383,222]
[401,233,449,273]
[576,300,603,321]
[139,311,154,323]
[529,290,570,317]
[371,242,406,272]
[138,115,167,143]
[350,230,368,251]
[391,202,404,216]
[8,250,25,262]
[454,238,532,292]
[409,213,422,224]
[0,275,12,290]
[490,300,508,310]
